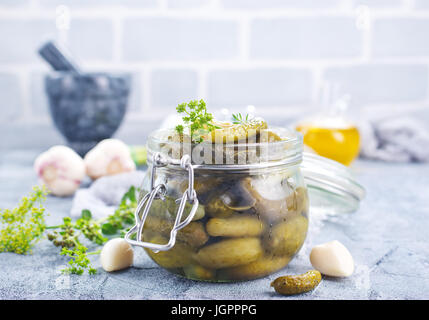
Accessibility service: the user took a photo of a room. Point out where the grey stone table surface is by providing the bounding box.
[0,149,428,300]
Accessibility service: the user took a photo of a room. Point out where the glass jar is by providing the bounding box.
[295,82,361,166]
[296,117,360,166]
[125,127,364,282]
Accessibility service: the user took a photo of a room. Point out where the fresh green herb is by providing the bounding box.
[47,217,79,248]
[0,185,48,254]
[81,209,92,221]
[232,113,251,125]
[175,99,219,143]
[175,124,184,134]
[1,184,139,275]
[101,186,137,236]
[75,216,107,245]
[47,185,139,274]
[61,245,98,275]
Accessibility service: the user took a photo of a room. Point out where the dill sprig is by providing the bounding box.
[61,245,98,275]
[0,185,48,254]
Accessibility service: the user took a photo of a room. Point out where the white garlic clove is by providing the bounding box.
[84,139,136,180]
[100,238,134,272]
[309,240,354,277]
[34,145,85,197]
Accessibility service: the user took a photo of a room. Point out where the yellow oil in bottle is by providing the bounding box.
[296,120,360,166]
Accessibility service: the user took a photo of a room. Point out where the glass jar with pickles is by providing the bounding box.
[125,109,365,282]
[125,117,312,282]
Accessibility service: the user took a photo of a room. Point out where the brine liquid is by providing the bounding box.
[296,123,360,166]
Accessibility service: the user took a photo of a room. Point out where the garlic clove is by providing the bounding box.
[309,240,354,277]
[100,238,134,272]
[84,139,136,180]
[34,145,85,197]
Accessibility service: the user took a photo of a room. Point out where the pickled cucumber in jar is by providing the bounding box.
[263,215,309,256]
[144,235,195,269]
[138,102,309,282]
[203,118,268,143]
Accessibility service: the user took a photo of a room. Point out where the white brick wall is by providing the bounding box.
[0,0,429,148]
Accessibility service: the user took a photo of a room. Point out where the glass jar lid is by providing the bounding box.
[301,152,365,214]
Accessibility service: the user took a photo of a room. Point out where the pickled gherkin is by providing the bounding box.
[263,215,308,256]
[258,129,283,143]
[203,119,268,143]
[219,255,291,280]
[183,264,216,281]
[145,235,195,269]
[145,196,205,221]
[143,216,209,248]
[195,237,263,269]
[165,196,206,221]
[206,215,264,237]
[205,197,235,218]
[271,270,322,295]
[178,175,224,205]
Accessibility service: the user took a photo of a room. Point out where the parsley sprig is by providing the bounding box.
[175,99,219,143]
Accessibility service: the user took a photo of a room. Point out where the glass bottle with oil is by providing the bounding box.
[295,84,360,166]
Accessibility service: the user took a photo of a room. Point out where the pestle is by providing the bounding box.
[38,41,82,74]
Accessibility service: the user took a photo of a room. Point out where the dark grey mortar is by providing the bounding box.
[45,72,131,156]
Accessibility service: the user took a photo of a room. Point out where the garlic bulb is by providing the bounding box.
[309,240,354,277]
[34,145,85,197]
[100,238,134,272]
[84,139,136,180]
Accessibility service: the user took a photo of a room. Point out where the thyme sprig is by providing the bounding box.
[232,113,251,125]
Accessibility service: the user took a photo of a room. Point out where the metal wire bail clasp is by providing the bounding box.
[125,153,199,252]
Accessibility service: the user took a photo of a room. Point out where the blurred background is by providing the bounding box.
[1,0,429,151]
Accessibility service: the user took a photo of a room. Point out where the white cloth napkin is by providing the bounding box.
[70,171,146,219]
[359,117,429,163]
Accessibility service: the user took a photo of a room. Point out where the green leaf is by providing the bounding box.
[125,217,134,224]
[62,217,72,224]
[101,223,117,235]
[175,124,184,134]
[81,209,92,221]
[232,112,252,125]
[121,186,136,203]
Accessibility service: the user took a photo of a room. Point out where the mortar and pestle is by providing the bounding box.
[39,41,131,156]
